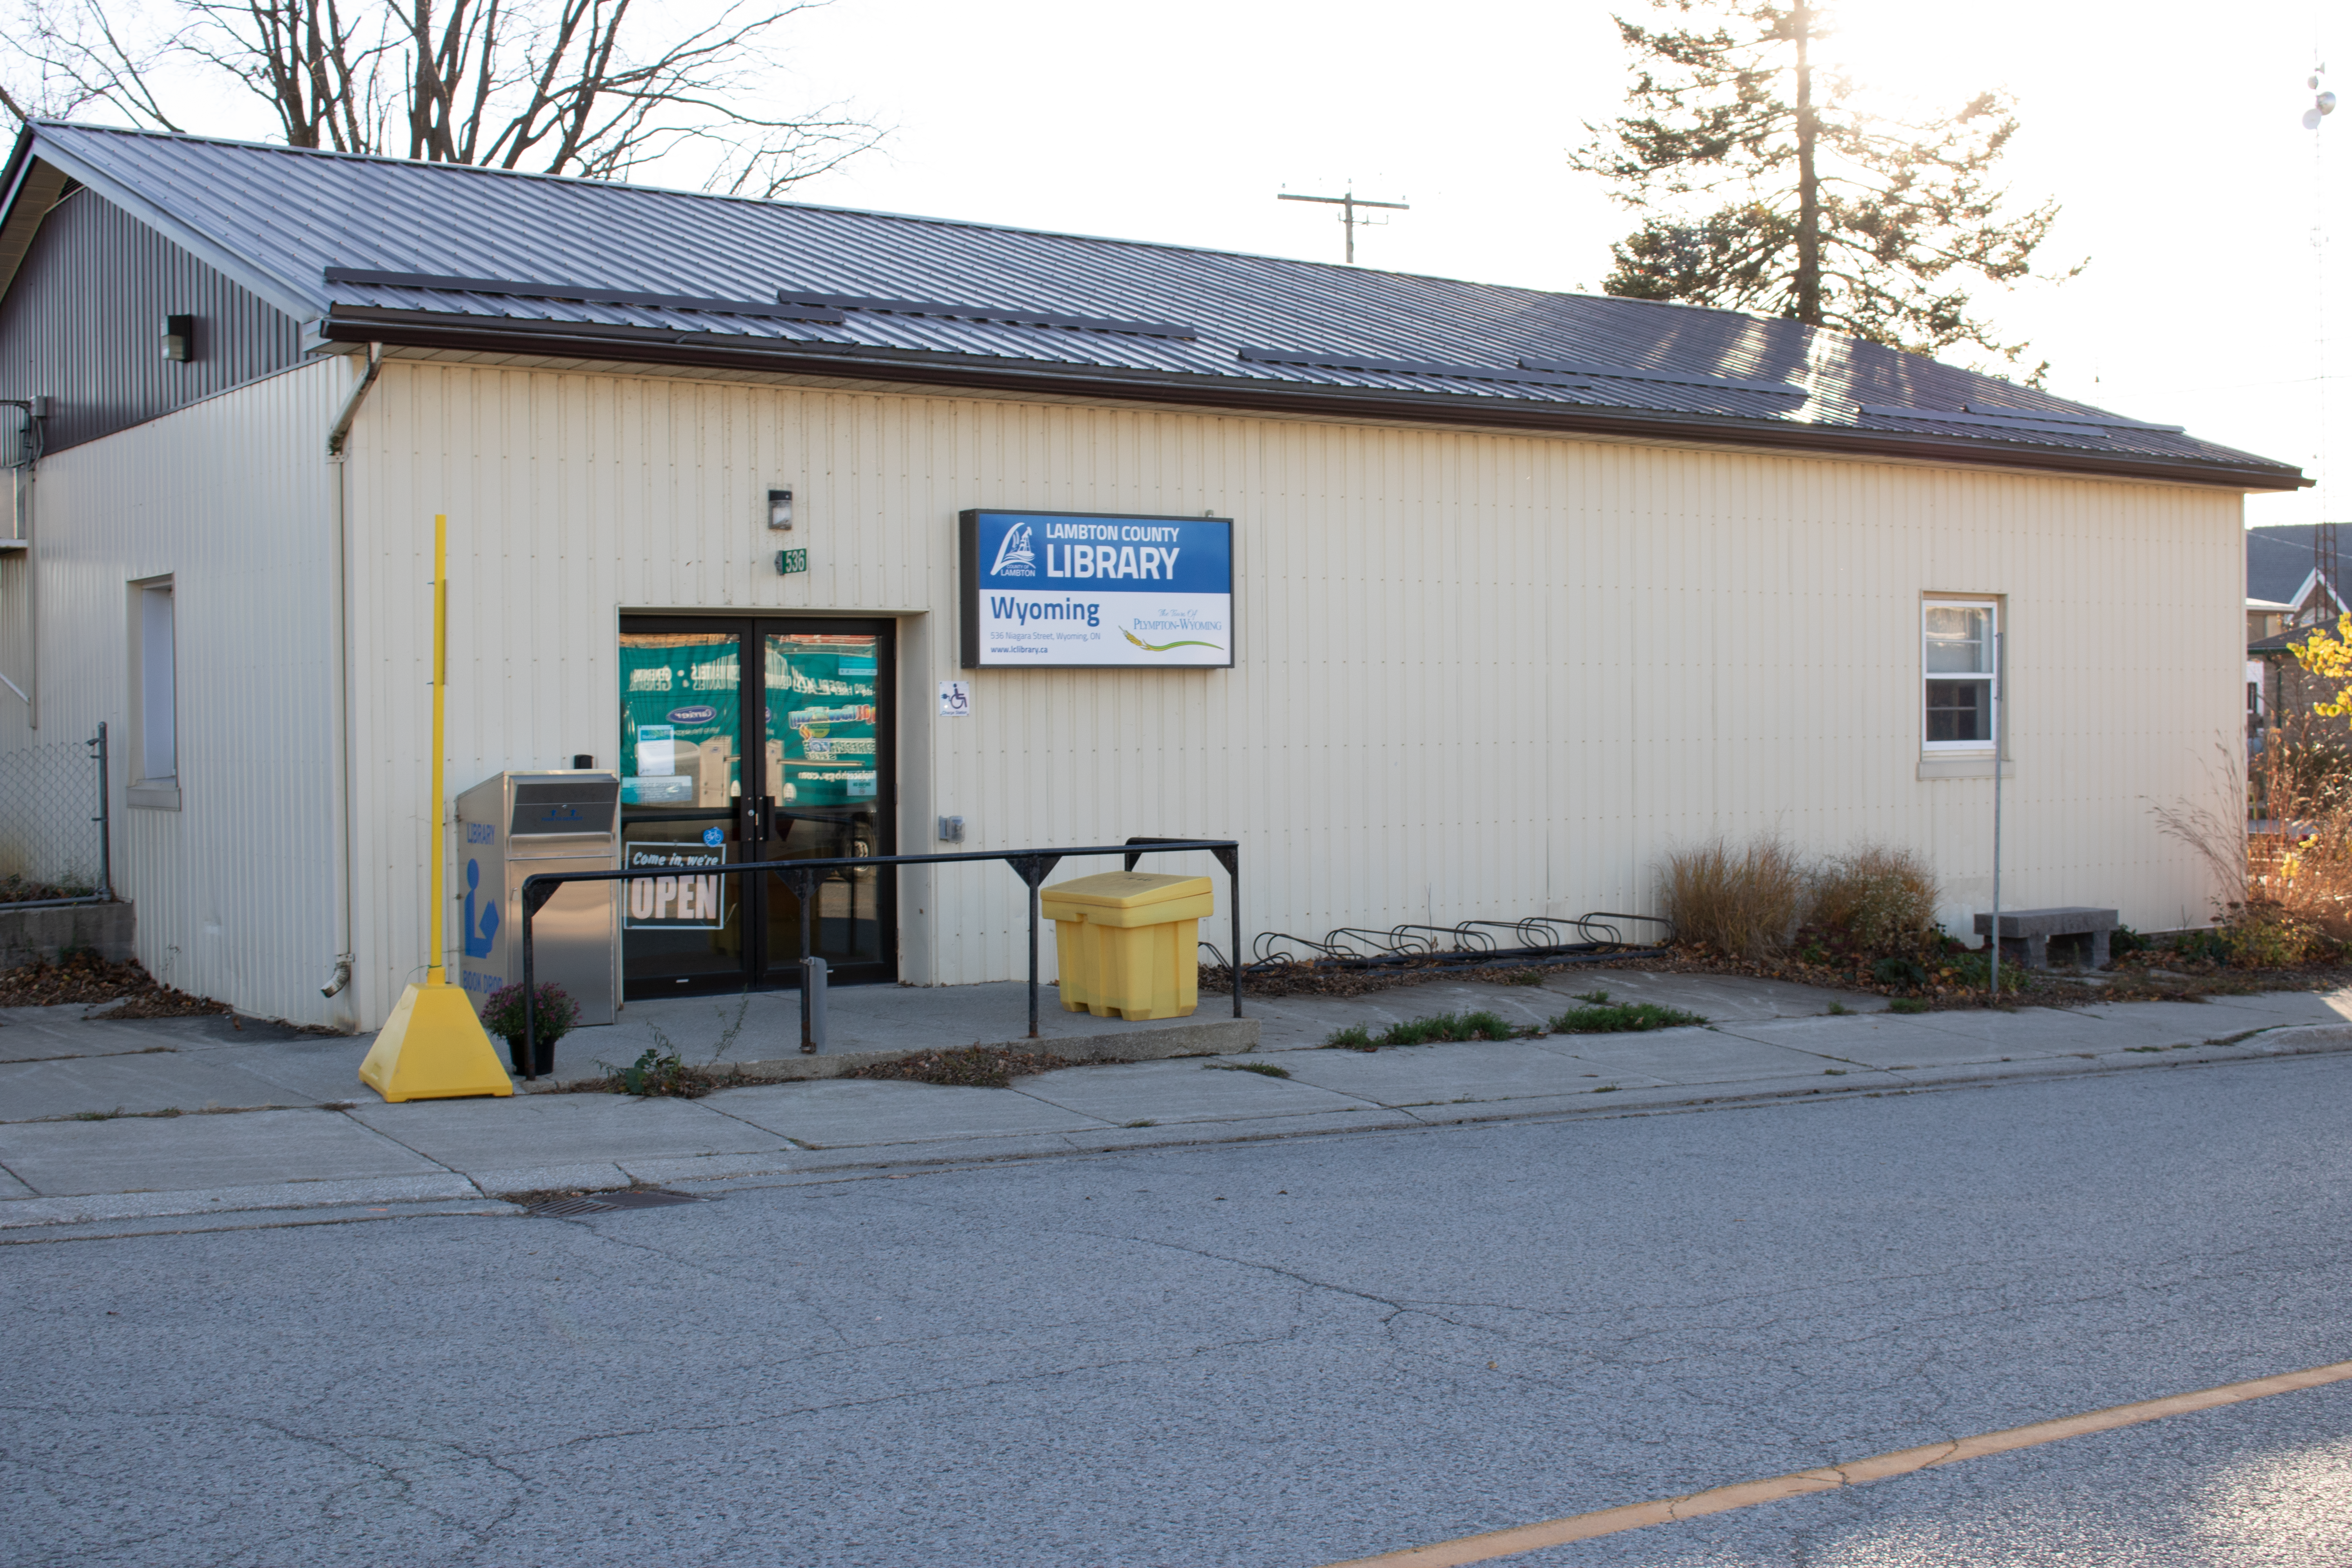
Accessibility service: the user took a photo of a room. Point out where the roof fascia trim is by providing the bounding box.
[316,309,2311,492]
[28,126,320,319]
[0,132,62,303]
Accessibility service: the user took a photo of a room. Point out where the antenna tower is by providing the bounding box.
[1277,186,1409,264]
[2312,61,2340,621]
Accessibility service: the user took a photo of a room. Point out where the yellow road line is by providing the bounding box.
[1320,1358,2352,1568]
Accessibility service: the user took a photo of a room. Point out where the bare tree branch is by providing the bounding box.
[3,0,882,194]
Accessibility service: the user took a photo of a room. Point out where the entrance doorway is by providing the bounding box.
[616,617,896,998]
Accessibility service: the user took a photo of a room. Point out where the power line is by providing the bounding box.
[1276,187,1408,265]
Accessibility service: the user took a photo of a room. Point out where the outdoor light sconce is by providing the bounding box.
[767,488,793,529]
[160,314,194,362]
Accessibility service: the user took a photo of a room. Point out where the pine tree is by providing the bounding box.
[1570,0,2075,372]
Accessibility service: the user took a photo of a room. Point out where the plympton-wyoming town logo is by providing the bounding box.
[991,521,1037,576]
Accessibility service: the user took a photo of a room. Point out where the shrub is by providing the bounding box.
[1660,837,1807,958]
[478,982,580,1047]
[1809,846,1940,961]
[1870,955,1928,988]
[2212,902,2319,969]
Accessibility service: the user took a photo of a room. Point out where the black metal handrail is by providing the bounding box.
[515,835,1241,1079]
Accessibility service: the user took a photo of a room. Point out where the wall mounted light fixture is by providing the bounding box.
[767,488,793,529]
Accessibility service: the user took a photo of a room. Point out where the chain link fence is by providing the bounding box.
[0,726,110,900]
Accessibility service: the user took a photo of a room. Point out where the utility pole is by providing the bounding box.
[1276,187,1408,264]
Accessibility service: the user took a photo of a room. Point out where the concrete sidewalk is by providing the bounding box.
[4,969,2349,1230]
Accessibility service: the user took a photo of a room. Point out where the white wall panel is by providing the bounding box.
[330,361,2244,1026]
[0,361,345,1021]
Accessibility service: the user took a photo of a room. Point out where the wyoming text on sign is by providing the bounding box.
[959,510,1233,668]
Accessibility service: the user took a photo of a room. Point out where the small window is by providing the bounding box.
[1923,600,1997,750]
[128,578,180,808]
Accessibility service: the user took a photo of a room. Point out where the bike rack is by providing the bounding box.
[515,835,1240,1080]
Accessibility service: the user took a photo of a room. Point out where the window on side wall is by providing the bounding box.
[1923,599,1998,752]
[128,577,180,809]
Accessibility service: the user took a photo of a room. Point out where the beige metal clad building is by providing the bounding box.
[0,123,2305,1031]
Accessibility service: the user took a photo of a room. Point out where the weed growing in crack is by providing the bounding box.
[1207,1062,1292,1078]
[620,1048,695,1095]
[1549,1001,1707,1033]
[1322,1011,1521,1049]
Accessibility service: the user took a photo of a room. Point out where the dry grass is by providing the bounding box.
[2154,735,2352,963]
[1659,837,1808,959]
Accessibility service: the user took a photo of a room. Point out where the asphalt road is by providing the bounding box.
[5,1052,2349,1567]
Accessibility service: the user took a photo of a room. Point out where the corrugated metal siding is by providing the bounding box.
[338,360,2243,1026]
[0,360,345,1020]
[0,181,303,452]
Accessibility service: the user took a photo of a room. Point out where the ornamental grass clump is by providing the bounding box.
[1659,837,1807,958]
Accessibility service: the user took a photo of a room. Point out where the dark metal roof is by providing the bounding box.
[2249,619,2343,653]
[2247,524,2349,607]
[5,120,2309,491]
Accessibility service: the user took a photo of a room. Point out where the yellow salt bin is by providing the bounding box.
[1040,870,1215,1020]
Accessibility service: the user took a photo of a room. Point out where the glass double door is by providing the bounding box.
[617,617,895,998]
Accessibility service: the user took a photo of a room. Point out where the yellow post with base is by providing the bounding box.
[359,513,514,1103]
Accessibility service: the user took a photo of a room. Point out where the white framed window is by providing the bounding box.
[1922,599,1998,751]
[127,576,180,809]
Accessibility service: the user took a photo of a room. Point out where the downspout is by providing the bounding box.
[320,344,383,1010]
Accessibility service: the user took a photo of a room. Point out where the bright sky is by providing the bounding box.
[762,0,2350,529]
[45,0,2350,526]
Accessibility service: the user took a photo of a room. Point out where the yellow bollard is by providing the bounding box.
[359,512,513,1103]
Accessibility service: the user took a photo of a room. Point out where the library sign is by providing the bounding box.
[959,510,1234,669]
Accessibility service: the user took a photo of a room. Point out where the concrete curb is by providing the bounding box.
[4,1020,2348,1229]
[526,1015,1259,1090]
[0,1172,482,1229]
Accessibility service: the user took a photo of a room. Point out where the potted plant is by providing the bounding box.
[479,982,581,1077]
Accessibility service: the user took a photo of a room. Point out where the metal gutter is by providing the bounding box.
[316,309,2313,493]
[325,341,383,456]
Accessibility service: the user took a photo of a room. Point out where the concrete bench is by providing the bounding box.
[1972,906,2119,970]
